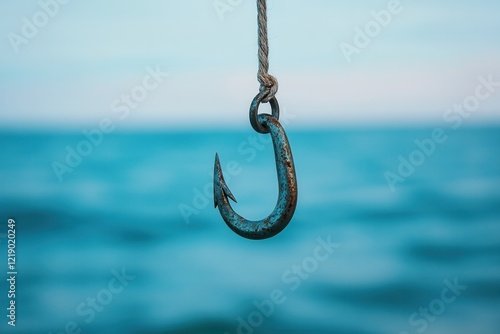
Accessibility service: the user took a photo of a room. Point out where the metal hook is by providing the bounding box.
[214,94,298,240]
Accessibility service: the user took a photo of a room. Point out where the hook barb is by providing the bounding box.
[214,153,237,207]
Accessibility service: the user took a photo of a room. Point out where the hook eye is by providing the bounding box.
[249,93,280,134]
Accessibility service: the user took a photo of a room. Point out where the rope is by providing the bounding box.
[257,0,278,103]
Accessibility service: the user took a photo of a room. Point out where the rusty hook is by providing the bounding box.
[214,94,298,240]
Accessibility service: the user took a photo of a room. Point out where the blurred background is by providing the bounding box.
[1,0,499,333]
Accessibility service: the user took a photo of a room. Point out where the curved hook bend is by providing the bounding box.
[214,111,297,240]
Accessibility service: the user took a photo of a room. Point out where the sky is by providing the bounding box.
[0,0,499,129]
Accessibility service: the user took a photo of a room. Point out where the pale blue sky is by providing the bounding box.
[0,0,499,129]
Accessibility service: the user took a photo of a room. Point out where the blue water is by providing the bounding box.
[0,127,499,334]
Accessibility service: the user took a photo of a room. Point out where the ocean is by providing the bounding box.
[0,127,499,334]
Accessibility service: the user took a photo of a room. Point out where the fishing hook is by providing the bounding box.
[214,94,298,240]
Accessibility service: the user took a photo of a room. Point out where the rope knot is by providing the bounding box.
[258,73,278,103]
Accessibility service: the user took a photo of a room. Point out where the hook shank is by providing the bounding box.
[214,113,297,240]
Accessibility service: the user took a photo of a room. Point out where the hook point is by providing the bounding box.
[214,153,237,208]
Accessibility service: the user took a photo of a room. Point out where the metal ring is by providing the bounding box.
[249,93,280,134]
